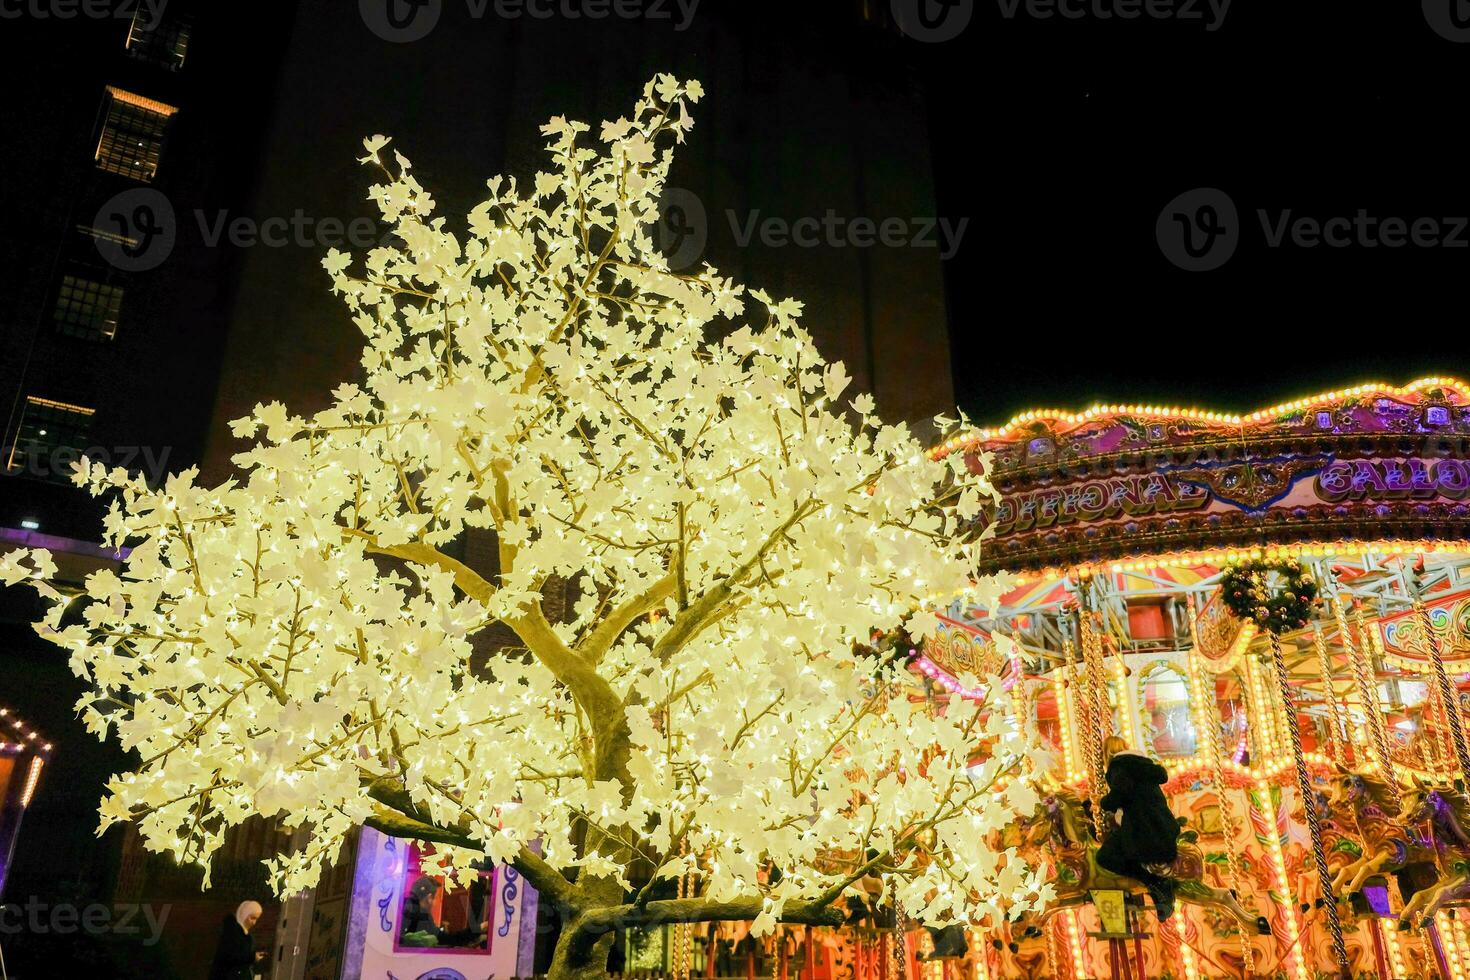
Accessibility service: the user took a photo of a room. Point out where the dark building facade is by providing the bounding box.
[0,1,287,539]
[0,5,291,978]
[202,1,957,479]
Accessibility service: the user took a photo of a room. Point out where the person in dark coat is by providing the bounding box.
[209,900,264,980]
[1095,736,1180,920]
[399,875,489,948]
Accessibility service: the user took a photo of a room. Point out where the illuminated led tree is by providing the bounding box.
[1,77,1048,979]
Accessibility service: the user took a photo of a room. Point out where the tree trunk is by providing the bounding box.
[545,875,623,980]
[546,922,616,980]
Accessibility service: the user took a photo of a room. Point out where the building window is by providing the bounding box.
[6,397,95,484]
[94,87,178,181]
[125,8,190,70]
[53,275,123,340]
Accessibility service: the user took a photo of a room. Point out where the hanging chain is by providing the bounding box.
[1080,610,1111,836]
[1062,634,1089,781]
[890,879,908,978]
[1268,630,1350,976]
[1186,595,1254,977]
[673,839,691,980]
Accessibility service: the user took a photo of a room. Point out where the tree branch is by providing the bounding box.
[363,777,580,911]
[343,529,496,605]
[575,570,678,664]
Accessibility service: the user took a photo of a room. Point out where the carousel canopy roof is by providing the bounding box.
[932,377,1470,575]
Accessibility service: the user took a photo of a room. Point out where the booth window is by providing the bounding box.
[396,844,494,953]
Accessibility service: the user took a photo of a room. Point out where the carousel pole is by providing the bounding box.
[1185,595,1255,978]
[1338,595,1400,807]
[1075,596,1110,835]
[1409,559,1470,789]
[1267,629,1351,977]
[1312,624,1348,764]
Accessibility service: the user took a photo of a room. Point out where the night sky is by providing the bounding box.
[929,0,1470,423]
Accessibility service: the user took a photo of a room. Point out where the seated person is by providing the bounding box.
[1095,735,1180,920]
[399,875,489,948]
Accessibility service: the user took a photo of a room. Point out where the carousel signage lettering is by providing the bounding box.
[992,473,1208,534]
[925,620,995,677]
[1313,458,1470,503]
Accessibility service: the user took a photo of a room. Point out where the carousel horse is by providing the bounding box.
[1015,789,1270,936]
[1326,771,1442,898]
[1392,782,1470,929]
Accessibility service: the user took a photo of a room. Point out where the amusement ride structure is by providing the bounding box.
[912,377,1470,980]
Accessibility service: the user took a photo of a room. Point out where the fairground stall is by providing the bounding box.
[915,378,1470,980]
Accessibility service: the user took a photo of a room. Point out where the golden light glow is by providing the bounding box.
[1053,667,1084,782]
[1254,780,1310,980]
[20,756,43,808]
[1065,910,1087,980]
[928,376,1470,459]
[1385,919,1409,978]
[104,85,180,117]
[1438,911,1466,980]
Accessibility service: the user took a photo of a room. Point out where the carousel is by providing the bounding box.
[907,377,1470,980]
[0,705,49,902]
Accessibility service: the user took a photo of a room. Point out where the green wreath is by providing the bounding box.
[1220,557,1319,635]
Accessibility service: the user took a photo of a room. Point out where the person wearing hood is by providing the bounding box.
[1095,735,1180,920]
[209,900,265,980]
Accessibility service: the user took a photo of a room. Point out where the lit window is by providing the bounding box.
[1140,661,1198,759]
[395,844,496,953]
[53,275,123,341]
[94,87,178,181]
[125,8,190,70]
[5,397,95,484]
